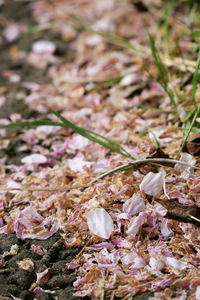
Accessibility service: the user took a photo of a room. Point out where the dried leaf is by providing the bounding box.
[155,199,200,226]
[187,133,200,156]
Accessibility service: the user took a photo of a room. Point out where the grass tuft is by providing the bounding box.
[176,50,200,158]
[7,110,136,161]
[192,50,200,108]
[147,32,178,109]
[176,106,200,158]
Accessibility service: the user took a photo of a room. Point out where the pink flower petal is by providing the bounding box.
[127,212,147,236]
[123,194,145,216]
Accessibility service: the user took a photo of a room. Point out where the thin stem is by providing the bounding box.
[176,106,200,158]
[1,158,199,193]
[89,158,200,184]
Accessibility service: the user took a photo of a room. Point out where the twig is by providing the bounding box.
[76,237,92,258]
[88,158,200,184]
[189,215,200,223]
[0,158,199,192]
[0,184,87,192]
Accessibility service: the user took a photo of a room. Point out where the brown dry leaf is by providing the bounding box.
[82,265,101,285]
[9,45,20,62]
[109,83,145,107]
[187,133,200,156]
[155,199,200,226]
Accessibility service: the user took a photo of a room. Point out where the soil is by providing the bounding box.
[0,233,86,300]
[0,1,152,299]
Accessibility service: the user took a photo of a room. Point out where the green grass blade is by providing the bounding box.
[182,108,196,122]
[149,131,160,149]
[100,72,131,86]
[140,130,160,149]
[163,1,173,56]
[147,32,177,109]
[173,126,200,133]
[192,50,200,107]
[17,23,57,44]
[176,106,200,158]
[187,2,197,26]
[90,72,133,91]
[147,32,169,79]
[50,109,136,159]
[84,129,134,159]
[190,31,200,38]
[6,120,66,128]
[170,30,185,57]
[192,42,200,53]
[6,114,136,160]
[76,25,144,54]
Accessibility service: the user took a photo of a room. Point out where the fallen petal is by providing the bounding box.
[123,194,145,216]
[127,212,147,236]
[166,257,187,270]
[32,40,56,54]
[87,208,114,239]
[21,154,47,164]
[139,171,165,196]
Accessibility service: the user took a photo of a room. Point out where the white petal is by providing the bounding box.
[121,252,146,269]
[17,258,34,272]
[139,171,165,196]
[67,155,92,172]
[69,134,90,150]
[160,219,173,238]
[148,127,165,140]
[175,153,196,174]
[21,154,47,164]
[7,179,22,194]
[123,194,145,216]
[149,257,164,271]
[87,208,114,239]
[120,74,139,86]
[166,257,187,270]
[32,40,55,54]
[196,286,200,299]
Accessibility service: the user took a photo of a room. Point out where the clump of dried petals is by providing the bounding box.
[17,258,34,272]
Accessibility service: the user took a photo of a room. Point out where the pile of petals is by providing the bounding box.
[0,0,200,299]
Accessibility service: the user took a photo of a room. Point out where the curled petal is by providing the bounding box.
[87,208,114,239]
[160,219,173,238]
[139,171,165,196]
[123,194,145,216]
[127,212,147,236]
[175,153,196,178]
